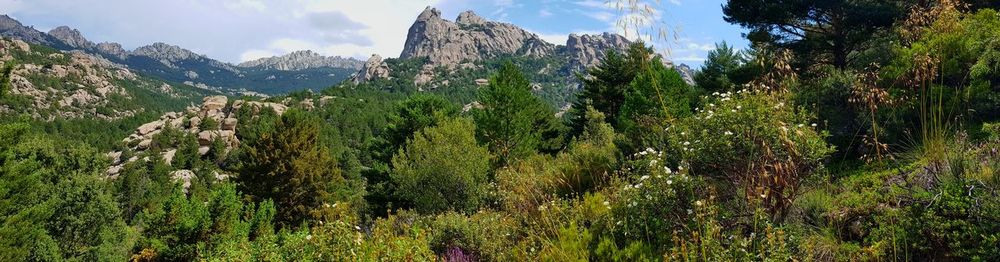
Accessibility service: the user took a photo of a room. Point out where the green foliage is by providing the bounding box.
[392,117,491,214]
[569,43,651,135]
[617,56,694,151]
[0,123,133,261]
[0,60,13,98]
[723,0,915,68]
[497,106,620,213]
[606,152,703,254]
[668,91,833,220]
[695,42,745,93]
[474,61,564,167]
[236,109,348,226]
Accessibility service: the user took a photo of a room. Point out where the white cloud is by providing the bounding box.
[672,55,706,63]
[583,11,615,22]
[539,9,553,18]
[574,0,614,9]
[668,0,681,6]
[1,0,444,63]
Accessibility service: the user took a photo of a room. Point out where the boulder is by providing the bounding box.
[162,149,177,165]
[222,118,238,131]
[137,120,164,135]
[202,96,228,112]
[189,116,202,129]
[169,170,196,193]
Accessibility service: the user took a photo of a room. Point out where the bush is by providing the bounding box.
[667,90,834,220]
[604,150,704,255]
[392,117,491,214]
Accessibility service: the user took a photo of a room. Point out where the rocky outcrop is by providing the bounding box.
[107,95,292,177]
[352,54,391,84]
[400,8,555,66]
[95,42,128,60]
[0,38,152,120]
[238,50,364,71]
[566,33,631,72]
[48,26,95,50]
[672,63,696,86]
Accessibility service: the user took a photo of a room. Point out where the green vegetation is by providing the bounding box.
[1,1,999,261]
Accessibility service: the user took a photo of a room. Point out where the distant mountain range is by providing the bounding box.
[0,7,694,98]
[1,15,362,95]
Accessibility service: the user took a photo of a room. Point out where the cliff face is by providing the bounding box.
[565,33,631,72]
[399,8,556,66]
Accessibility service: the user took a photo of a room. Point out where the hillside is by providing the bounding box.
[2,1,999,261]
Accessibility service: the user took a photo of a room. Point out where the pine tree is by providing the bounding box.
[0,61,14,98]
[236,109,344,226]
[474,61,563,167]
[569,43,654,136]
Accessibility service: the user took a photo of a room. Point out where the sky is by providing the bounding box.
[0,0,748,67]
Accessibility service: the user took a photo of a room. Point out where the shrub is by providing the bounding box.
[392,117,491,214]
[667,90,834,220]
[604,150,704,255]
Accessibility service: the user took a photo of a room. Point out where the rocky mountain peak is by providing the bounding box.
[400,8,555,66]
[133,42,203,63]
[95,42,128,60]
[456,10,486,26]
[416,6,442,22]
[237,50,364,71]
[48,26,94,50]
[0,14,59,46]
[352,54,391,84]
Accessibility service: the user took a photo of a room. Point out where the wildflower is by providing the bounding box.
[306,234,313,240]
[603,201,610,206]
[736,105,742,110]
[695,200,703,206]
[811,123,817,127]
[683,141,691,146]
[687,209,693,214]
[664,167,672,173]
[640,175,650,181]
[724,131,733,136]
[667,180,673,185]
[798,124,804,128]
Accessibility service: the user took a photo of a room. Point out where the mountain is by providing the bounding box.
[387,8,691,85]
[239,50,363,71]
[0,15,66,48]
[400,8,555,65]
[0,38,209,120]
[0,16,361,95]
[352,7,694,107]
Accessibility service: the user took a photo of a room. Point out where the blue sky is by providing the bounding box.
[0,0,747,67]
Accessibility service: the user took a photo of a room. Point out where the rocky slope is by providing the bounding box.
[0,38,203,120]
[239,50,363,71]
[106,94,339,185]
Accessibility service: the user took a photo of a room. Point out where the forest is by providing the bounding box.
[1,0,999,261]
